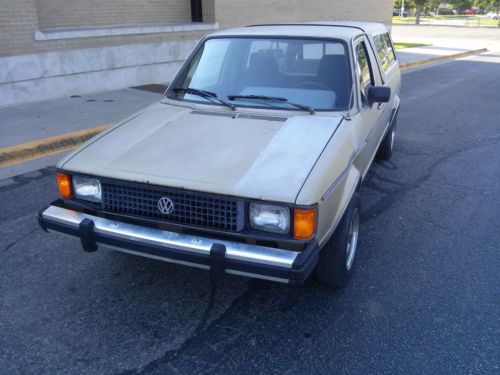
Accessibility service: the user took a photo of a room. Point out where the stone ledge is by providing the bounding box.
[35,22,219,41]
[0,39,198,84]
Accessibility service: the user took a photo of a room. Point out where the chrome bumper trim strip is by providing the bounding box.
[42,205,298,269]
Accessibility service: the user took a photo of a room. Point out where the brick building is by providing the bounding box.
[0,0,392,106]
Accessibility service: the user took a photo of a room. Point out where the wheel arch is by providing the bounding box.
[317,165,362,249]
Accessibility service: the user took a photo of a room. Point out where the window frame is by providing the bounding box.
[353,37,375,106]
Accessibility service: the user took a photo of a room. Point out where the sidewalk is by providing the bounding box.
[0,87,163,179]
[392,24,499,66]
[392,24,500,52]
[0,87,162,148]
[0,40,490,179]
[396,45,484,65]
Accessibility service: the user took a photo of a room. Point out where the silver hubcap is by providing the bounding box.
[345,208,360,271]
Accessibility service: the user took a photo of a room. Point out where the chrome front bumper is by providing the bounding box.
[38,204,318,285]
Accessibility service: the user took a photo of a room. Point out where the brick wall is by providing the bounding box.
[0,0,39,57]
[0,0,219,57]
[35,0,191,29]
[0,0,393,105]
[0,0,392,57]
[0,0,210,57]
[214,0,393,28]
[202,0,215,23]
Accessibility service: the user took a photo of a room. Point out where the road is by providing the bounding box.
[1,52,499,374]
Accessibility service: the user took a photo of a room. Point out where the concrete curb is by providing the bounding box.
[400,48,488,71]
[0,124,111,168]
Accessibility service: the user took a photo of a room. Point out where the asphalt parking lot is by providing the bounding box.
[1,52,499,374]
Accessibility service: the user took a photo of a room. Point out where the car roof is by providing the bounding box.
[209,21,388,41]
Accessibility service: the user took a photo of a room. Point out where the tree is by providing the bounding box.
[475,0,500,26]
[428,0,442,14]
[448,0,473,10]
[394,0,416,9]
[414,0,429,24]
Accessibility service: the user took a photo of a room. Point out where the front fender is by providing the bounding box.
[295,120,362,248]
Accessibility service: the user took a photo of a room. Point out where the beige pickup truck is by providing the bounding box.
[39,21,401,288]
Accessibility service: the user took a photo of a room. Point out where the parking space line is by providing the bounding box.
[0,124,111,168]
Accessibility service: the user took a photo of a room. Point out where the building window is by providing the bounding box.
[191,0,203,22]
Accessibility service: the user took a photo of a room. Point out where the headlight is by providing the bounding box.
[73,176,102,203]
[249,203,290,234]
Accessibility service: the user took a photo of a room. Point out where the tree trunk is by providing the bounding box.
[416,6,421,25]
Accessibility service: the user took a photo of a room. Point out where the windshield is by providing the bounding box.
[168,37,351,111]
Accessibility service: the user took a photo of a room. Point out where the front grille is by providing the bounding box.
[101,181,244,232]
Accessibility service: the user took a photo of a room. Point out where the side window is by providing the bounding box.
[286,41,346,75]
[355,41,374,102]
[374,33,397,73]
[373,34,390,72]
[303,43,323,60]
[383,33,397,65]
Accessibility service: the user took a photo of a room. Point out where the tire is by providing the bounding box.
[316,193,360,288]
[376,113,397,161]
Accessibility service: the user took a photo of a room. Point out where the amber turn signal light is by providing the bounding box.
[293,207,317,240]
[57,173,72,199]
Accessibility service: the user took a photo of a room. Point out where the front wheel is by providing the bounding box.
[316,194,360,288]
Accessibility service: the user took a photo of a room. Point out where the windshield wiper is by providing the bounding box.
[227,94,315,114]
[172,87,235,110]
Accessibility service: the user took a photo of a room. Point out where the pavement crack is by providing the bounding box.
[2,227,38,252]
[0,167,55,193]
[120,284,218,375]
[118,280,268,375]
[361,136,500,223]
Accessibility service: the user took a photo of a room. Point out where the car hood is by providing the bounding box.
[61,102,343,203]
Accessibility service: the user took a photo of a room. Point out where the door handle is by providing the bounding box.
[377,103,384,110]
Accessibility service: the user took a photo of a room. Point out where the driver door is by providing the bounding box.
[353,36,387,177]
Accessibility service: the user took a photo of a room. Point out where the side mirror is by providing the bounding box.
[368,86,391,104]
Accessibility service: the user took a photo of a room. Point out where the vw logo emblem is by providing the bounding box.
[158,197,175,215]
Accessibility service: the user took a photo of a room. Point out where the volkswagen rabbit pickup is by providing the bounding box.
[39,21,401,288]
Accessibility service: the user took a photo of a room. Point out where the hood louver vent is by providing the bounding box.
[190,110,287,122]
